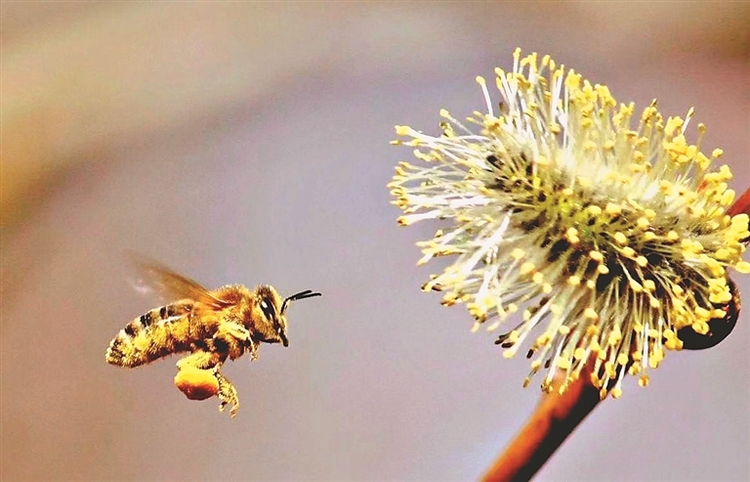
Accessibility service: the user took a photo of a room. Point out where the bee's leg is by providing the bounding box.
[176,349,225,370]
[213,365,240,417]
[247,338,259,361]
[213,322,252,361]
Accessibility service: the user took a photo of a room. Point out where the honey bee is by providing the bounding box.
[106,257,321,417]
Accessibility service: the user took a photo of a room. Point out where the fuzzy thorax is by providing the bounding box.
[389,48,750,398]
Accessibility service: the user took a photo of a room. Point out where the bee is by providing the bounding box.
[105,257,321,417]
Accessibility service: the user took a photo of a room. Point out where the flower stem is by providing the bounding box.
[481,363,600,482]
[728,185,750,218]
[481,183,750,482]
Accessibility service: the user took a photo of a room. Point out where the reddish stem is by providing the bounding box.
[481,366,600,482]
[728,186,750,218]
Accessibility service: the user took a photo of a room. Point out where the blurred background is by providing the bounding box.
[2,2,748,481]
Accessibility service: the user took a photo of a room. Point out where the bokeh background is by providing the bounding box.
[2,2,749,481]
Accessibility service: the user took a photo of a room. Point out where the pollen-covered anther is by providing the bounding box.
[573,347,587,360]
[534,332,552,349]
[440,293,460,306]
[605,203,622,215]
[649,349,665,367]
[566,227,580,244]
[584,308,599,320]
[628,279,643,292]
[608,328,623,346]
[616,353,629,366]
[467,303,488,322]
[694,306,713,322]
[638,375,650,387]
[556,356,572,371]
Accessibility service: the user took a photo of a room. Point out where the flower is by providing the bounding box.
[389,48,750,398]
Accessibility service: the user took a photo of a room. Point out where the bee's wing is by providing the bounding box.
[128,253,231,309]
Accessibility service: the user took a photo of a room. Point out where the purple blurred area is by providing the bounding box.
[2,3,749,481]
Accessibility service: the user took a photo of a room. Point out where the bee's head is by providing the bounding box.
[254,285,321,347]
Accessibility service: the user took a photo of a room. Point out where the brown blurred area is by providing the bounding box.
[2,3,749,481]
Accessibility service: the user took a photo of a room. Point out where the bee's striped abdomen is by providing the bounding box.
[106,302,194,367]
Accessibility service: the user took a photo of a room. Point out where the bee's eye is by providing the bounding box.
[259,298,276,321]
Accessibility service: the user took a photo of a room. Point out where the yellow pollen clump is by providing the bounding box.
[721,190,735,206]
[557,357,572,370]
[566,227,580,244]
[617,353,629,366]
[394,125,412,136]
[605,203,622,215]
[714,248,730,260]
[614,232,628,245]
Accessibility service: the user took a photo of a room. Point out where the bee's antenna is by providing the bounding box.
[281,290,322,314]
